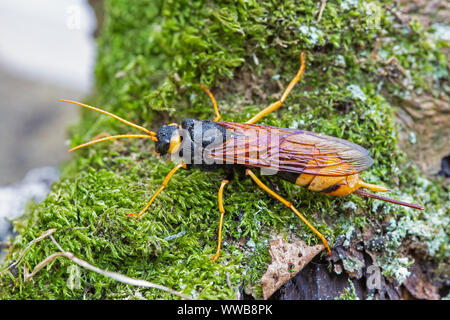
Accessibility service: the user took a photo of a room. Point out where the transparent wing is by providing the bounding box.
[209,122,373,176]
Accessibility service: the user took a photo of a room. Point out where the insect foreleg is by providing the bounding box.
[128,162,187,219]
[245,52,306,124]
[245,169,331,255]
[200,84,221,122]
[210,179,229,261]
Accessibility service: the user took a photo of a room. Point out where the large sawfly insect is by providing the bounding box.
[60,52,423,260]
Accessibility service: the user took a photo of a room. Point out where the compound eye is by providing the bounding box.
[167,131,181,154]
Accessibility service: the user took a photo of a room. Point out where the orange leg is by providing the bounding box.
[246,52,306,124]
[200,84,221,122]
[245,169,331,255]
[210,179,229,261]
[128,162,187,219]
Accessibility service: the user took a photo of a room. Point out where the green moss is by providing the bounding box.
[1,0,448,299]
[335,279,359,300]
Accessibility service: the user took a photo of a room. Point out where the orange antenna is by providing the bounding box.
[69,134,157,152]
[354,189,424,210]
[59,99,158,152]
[59,99,157,136]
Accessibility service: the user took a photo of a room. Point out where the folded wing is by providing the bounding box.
[208,122,373,176]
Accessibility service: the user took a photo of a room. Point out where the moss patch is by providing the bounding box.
[1,0,448,299]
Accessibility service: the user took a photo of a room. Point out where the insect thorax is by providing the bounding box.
[165,119,232,171]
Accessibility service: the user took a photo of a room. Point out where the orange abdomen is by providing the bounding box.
[295,173,360,196]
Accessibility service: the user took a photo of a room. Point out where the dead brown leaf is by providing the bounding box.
[261,238,324,299]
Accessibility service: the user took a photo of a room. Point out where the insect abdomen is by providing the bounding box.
[300,173,360,196]
[277,171,360,196]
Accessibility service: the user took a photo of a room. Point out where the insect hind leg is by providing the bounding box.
[245,52,306,124]
[245,169,330,255]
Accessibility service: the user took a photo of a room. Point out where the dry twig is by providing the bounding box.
[0,228,57,276]
[317,0,327,22]
[1,228,191,299]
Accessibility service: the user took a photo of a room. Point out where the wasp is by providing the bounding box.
[60,52,423,260]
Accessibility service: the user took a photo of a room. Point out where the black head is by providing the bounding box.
[155,124,181,155]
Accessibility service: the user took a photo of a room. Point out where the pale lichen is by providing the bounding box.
[379,256,413,285]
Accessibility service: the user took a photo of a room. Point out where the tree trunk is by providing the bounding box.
[1,0,448,300]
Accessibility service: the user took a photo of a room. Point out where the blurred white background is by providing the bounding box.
[0,0,97,92]
[0,0,98,185]
[0,0,99,249]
